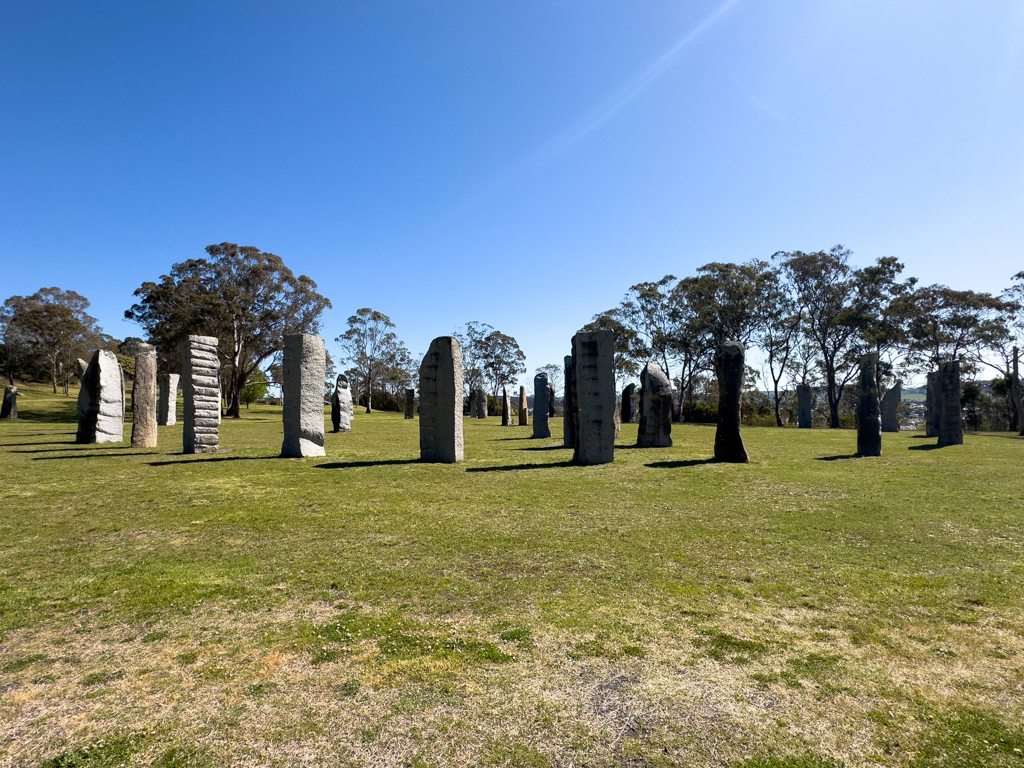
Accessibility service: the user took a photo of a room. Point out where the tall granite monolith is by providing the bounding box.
[937,360,963,447]
[856,353,882,457]
[131,344,158,448]
[797,383,812,429]
[501,385,514,426]
[181,335,220,454]
[637,361,673,448]
[563,354,576,449]
[474,387,488,418]
[281,334,326,458]
[331,374,352,433]
[157,374,179,426]
[419,336,464,463]
[405,387,415,419]
[925,372,940,437]
[76,350,125,444]
[621,383,636,424]
[533,372,551,439]
[572,330,615,465]
[714,341,748,463]
[880,383,901,433]
[1,386,17,419]
[518,386,529,426]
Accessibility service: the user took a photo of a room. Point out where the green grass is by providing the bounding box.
[2,381,1024,766]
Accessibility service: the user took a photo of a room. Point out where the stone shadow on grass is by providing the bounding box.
[908,443,943,451]
[34,452,158,460]
[314,459,421,469]
[467,461,575,472]
[518,445,569,451]
[645,458,716,469]
[3,441,79,449]
[815,454,859,461]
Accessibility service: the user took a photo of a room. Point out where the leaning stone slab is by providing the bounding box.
[501,385,514,426]
[856,352,881,457]
[281,334,326,458]
[713,341,748,463]
[331,374,353,432]
[621,383,636,424]
[938,360,964,447]
[181,335,220,454]
[637,361,672,448]
[518,386,529,426]
[405,387,415,419]
[797,383,812,429]
[419,336,464,463]
[76,349,125,444]
[131,344,158,448]
[880,382,901,433]
[563,355,576,449]
[572,329,615,465]
[1,386,18,419]
[533,373,551,439]
[157,374,179,426]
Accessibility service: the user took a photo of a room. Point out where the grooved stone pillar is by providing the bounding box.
[76,349,125,444]
[880,383,901,433]
[925,372,940,437]
[157,374,179,426]
[532,373,551,439]
[713,341,748,463]
[563,354,576,449]
[501,385,514,426]
[637,361,673,448]
[181,335,220,454]
[938,360,963,447]
[281,334,326,458]
[518,386,529,426]
[405,387,415,419]
[1,386,17,419]
[419,336,464,463]
[856,353,881,457]
[797,383,812,429]
[621,383,636,424]
[474,387,488,418]
[331,374,352,433]
[572,329,615,465]
[131,344,158,448]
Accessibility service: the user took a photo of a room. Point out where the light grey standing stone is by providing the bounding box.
[157,374,179,426]
[518,386,529,426]
[713,341,748,463]
[856,352,881,457]
[501,385,514,426]
[474,387,488,418]
[1,386,17,419]
[880,382,901,433]
[281,334,326,458]
[621,383,636,424]
[131,344,158,448]
[925,372,940,438]
[637,361,673,448]
[419,336,464,463]
[797,383,812,429]
[181,335,220,454]
[572,330,615,465]
[563,354,576,449]
[332,374,352,433]
[937,360,963,447]
[76,350,125,444]
[405,387,415,419]
[532,373,551,439]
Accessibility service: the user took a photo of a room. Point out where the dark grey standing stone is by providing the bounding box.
[474,387,488,418]
[405,387,415,419]
[621,383,636,424]
[281,334,326,458]
[131,344,158,448]
[518,386,529,426]
[501,385,514,426]
[856,353,882,457]
[548,382,556,418]
[76,350,125,444]
[533,373,551,439]
[637,361,673,448]
[419,336,464,463]
[572,330,615,465]
[880,382,901,433]
[1013,347,1023,437]
[563,355,576,449]
[925,372,940,437]
[796,383,812,429]
[1,386,17,419]
[713,341,748,463]
[467,389,475,418]
[331,374,352,433]
[157,374,179,427]
[938,360,963,447]
[181,335,220,454]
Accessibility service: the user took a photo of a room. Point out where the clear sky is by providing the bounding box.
[2,1,1023,385]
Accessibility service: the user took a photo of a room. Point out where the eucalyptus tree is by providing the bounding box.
[337,308,403,413]
[904,285,1011,375]
[757,263,804,426]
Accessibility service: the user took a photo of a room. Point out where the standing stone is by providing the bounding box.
[467,389,475,418]
[131,344,158,448]
[419,336,464,463]
[563,354,576,449]
[614,397,622,438]
[157,374,179,426]
[713,341,748,463]
[856,353,882,457]
[796,383,812,429]
[637,361,673,448]
[532,373,551,439]
[1,386,17,419]
[1012,347,1024,437]
[474,387,488,418]
[76,350,125,444]
[331,374,353,433]
[405,387,415,419]
[880,382,901,433]
[518,386,529,426]
[181,335,220,454]
[925,372,940,437]
[548,382,556,417]
[621,383,636,424]
[572,330,615,465]
[501,385,514,426]
[937,360,964,447]
[281,334,326,458]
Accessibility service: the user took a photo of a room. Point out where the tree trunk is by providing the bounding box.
[228,369,244,418]
[773,387,783,427]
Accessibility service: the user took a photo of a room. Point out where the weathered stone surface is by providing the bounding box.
[797,383,812,429]
[637,361,673,448]
[572,330,615,465]
[856,353,882,457]
[713,341,748,463]
[405,387,416,419]
[157,374,179,426]
[621,383,636,424]
[938,360,964,447]
[518,386,528,426]
[501,385,514,426]
[419,337,464,463]
[280,334,326,458]
[563,355,576,449]
[76,350,125,444]
[331,374,353,433]
[131,344,158,448]
[880,382,901,433]
[532,373,551,439]
[1,386,18,419]
[474,387,488,418]
[925,372,940,438]
[181,335,220,454]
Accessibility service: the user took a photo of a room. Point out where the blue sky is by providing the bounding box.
[2,1,1023,385]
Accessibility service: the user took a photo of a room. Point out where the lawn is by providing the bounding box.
[1,382,1023,768]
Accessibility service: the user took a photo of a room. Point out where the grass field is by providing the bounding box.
[1,382,1023,768]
